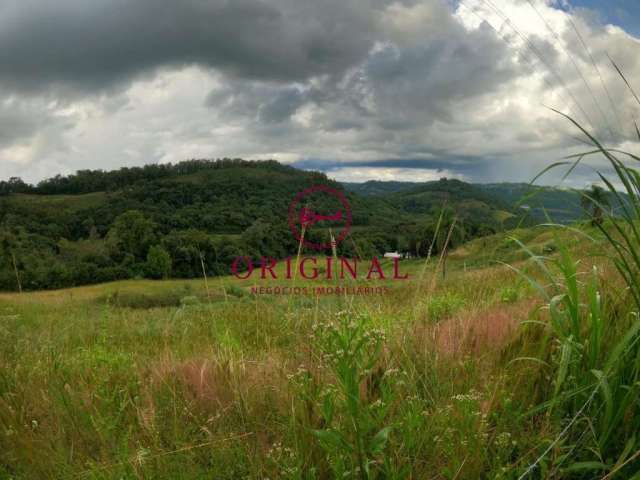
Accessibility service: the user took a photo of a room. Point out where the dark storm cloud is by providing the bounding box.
[0,0,381,94]
[205,80,319,124]
[361,23,517,130]
[258,87,308,123]
[205,12,519,132]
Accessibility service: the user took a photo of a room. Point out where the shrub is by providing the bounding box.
[145,245,172,279]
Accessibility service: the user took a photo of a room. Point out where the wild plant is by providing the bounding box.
[287,311,398,479]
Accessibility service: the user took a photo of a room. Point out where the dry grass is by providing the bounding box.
[431,298,537,357]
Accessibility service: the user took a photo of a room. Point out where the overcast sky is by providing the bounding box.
[0,0,638,186]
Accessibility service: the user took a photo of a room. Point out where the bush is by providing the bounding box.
[145,245,172,279]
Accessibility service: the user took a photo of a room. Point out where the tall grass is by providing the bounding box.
[511,70,640,477]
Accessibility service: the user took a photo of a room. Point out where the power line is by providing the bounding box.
[457,1,579,123]
[526,0,616,141]
[568,18,625,135]
[475,0,598,133]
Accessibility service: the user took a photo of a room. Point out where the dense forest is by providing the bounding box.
[0,160,533,291]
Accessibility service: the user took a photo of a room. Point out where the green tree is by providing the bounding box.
[107,210,156,260]
[145,245,172,279]
[161,229,217,277]
[581,184,610,226]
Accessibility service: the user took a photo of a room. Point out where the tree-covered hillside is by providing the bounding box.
[476,183,584,223]
[0,160,525,291]
[344,180,628,224]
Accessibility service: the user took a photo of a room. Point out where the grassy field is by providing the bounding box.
[0,224,636,478]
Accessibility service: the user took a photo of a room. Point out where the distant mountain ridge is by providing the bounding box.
[342,180,598,223]
[341,180,422,196]
[476,183,584,224]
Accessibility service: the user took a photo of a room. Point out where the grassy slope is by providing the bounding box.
[0,225,608,479]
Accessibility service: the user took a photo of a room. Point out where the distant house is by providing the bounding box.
[384,251,402,259]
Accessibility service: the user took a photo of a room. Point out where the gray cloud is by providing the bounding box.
[206,81,314,124]
[0,0,380,94]
[203,6,519,133]
[0,104,43,145]
[363,26,517,129]
[0,94,72,155]
[258,87,308,123]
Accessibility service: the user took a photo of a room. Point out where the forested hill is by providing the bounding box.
[476,183,586,224]
[1,160,526,291]
[344,180,614,224]
[1,159,302,195]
